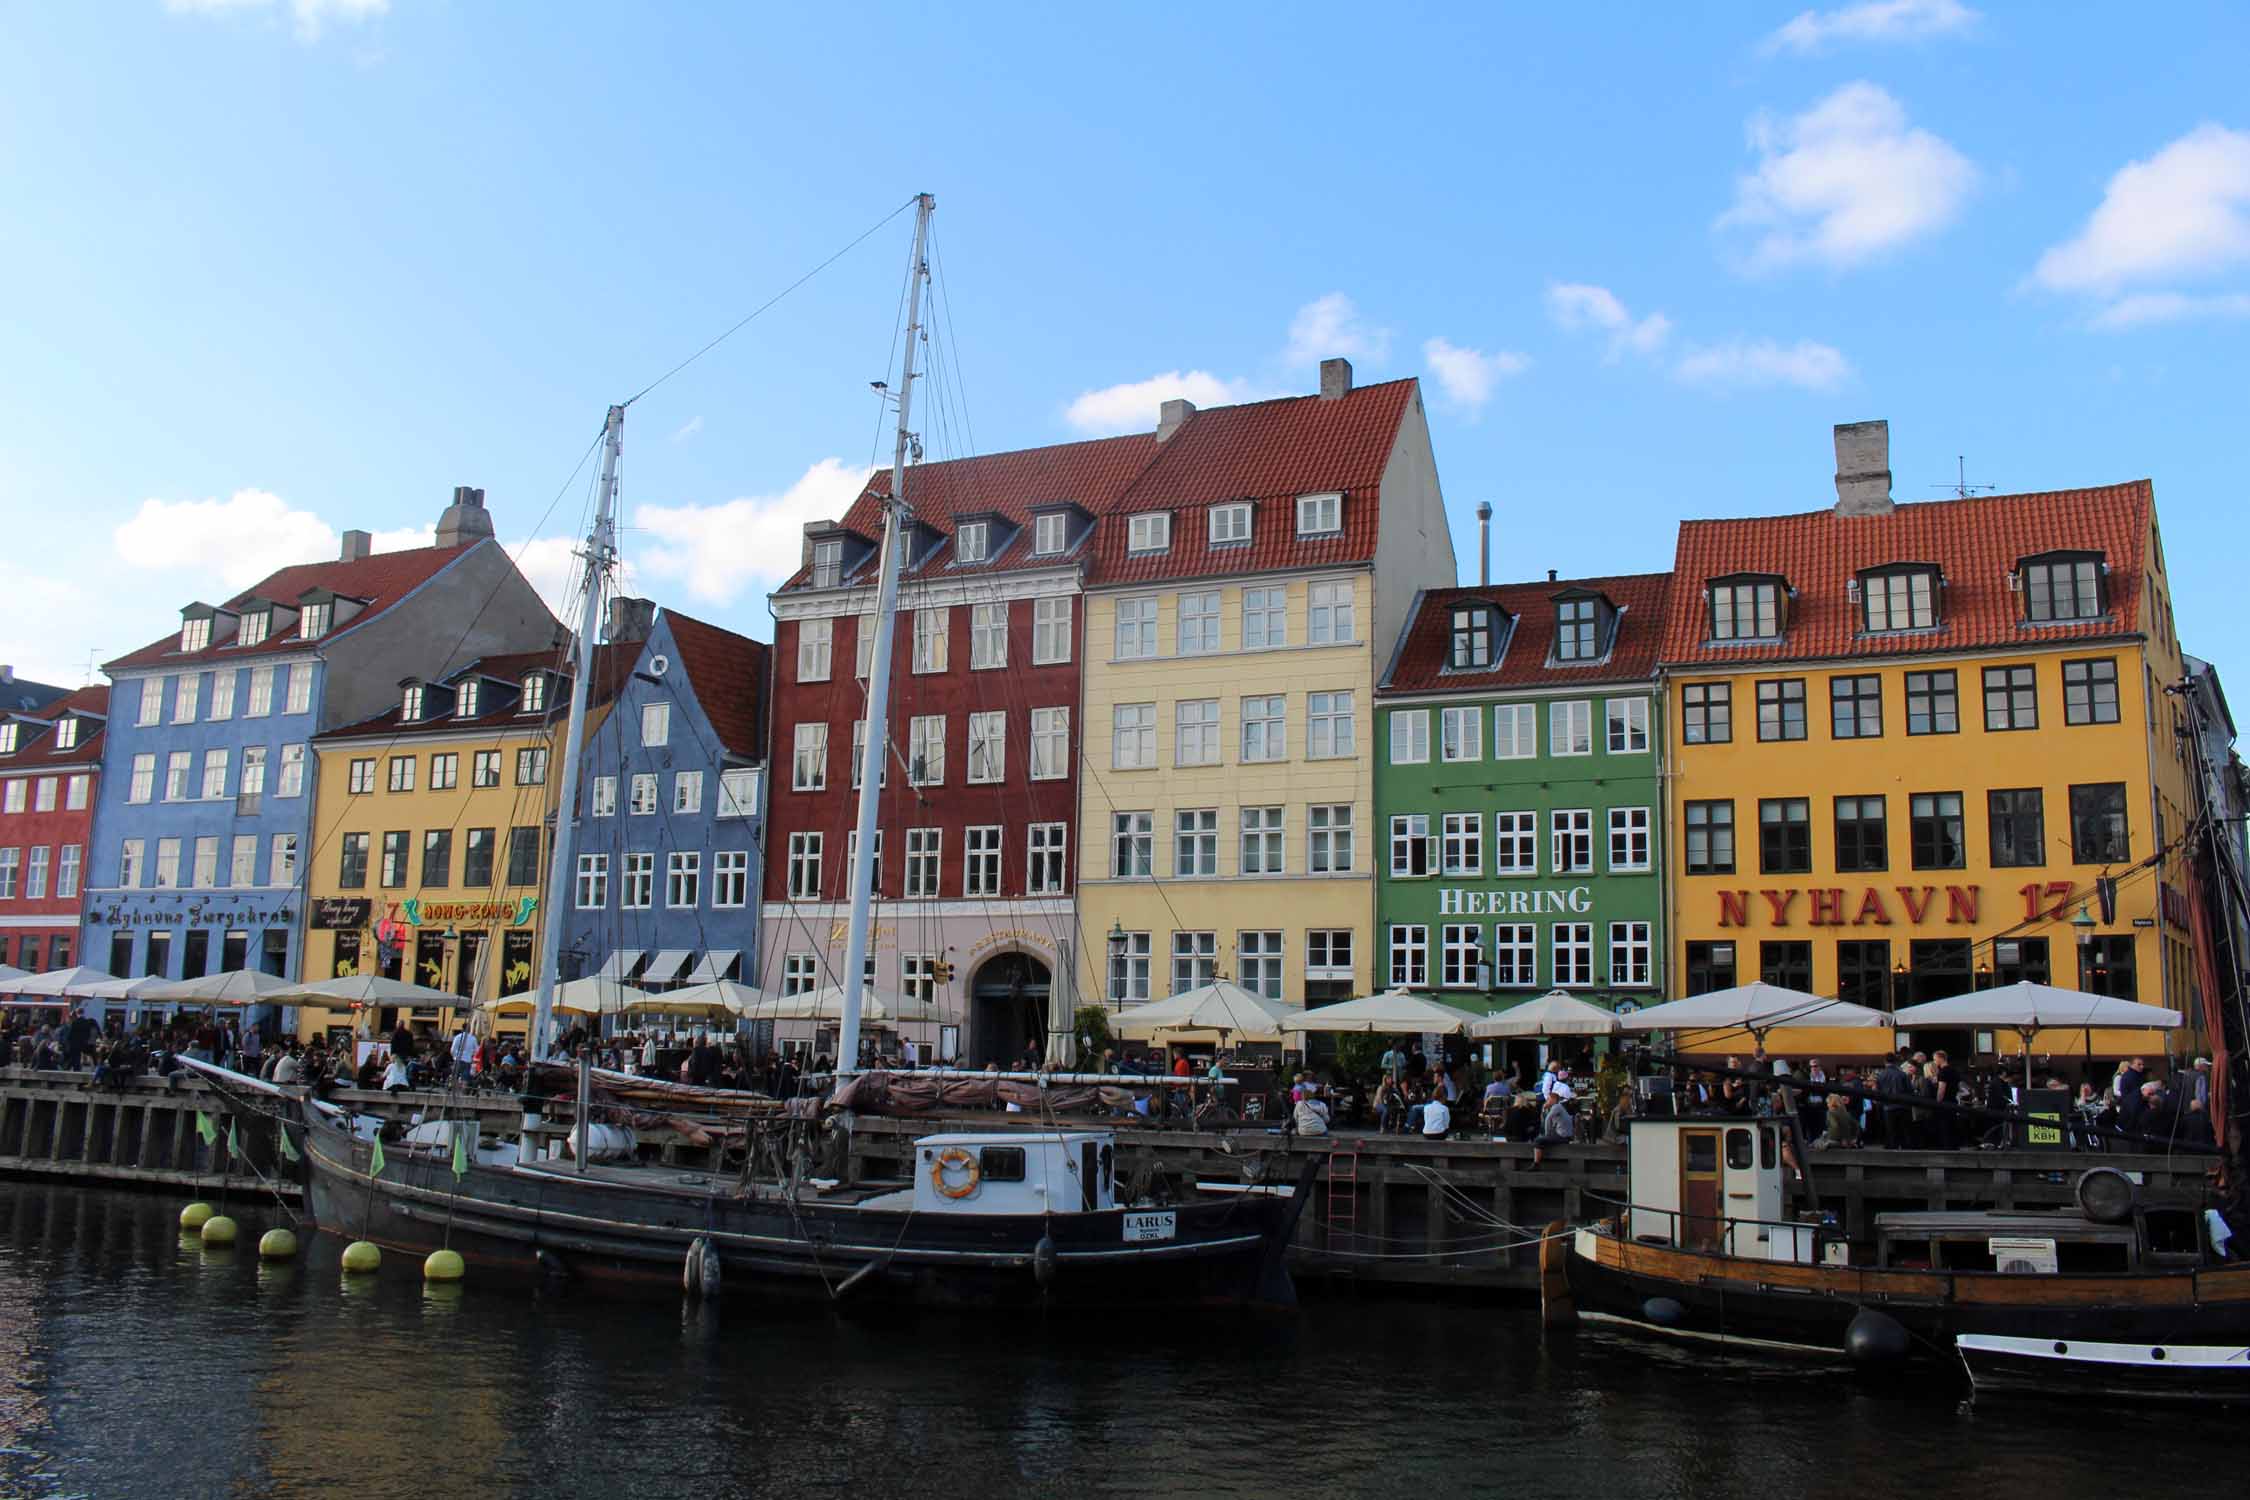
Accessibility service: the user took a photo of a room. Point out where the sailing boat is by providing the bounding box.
[266,195,1317,1306]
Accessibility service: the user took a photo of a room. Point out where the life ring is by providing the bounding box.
[930,1146,980,1199]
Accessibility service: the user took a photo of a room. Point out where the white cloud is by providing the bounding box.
[669,415,704,444]
[164,0,388,42]
[1673,338,1852,392]
[1063,370,1271,436]
[1760,0,1978,56]
[1719,82,1975,270]
[1283,292,1390,367]
[114,488,341,591]
[1546,282,1673,357]
[371,522,435,552]
[1421,337,1529,415]
[2087,290,2250,330]
[2031,124,2250,316]
[632,458,873,607]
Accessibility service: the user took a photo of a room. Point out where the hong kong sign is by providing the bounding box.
[402,896,538,927]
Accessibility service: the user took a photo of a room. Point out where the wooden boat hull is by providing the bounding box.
[1957,1334,2250,1403]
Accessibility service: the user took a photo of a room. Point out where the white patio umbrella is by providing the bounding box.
[1113,981,1304,1042]
[480,976,644,1017]
[141,969,302,1006]
[1894,981,2182,1089]
[1614,982,1892,1041]
[740,985,940,1027]
[1284,989,1477,1035]
[7,965,124,998]
[276,973,464,1008]
[0,963,37,988]
[1467,989,1621,1039]
[643,979,770,1017]
[76,973,173,1004]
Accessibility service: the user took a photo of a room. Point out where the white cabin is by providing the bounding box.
[910,1131,1118,1215]
[1625,1117,1814,1263]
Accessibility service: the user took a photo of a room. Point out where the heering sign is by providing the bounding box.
[1438,886,1593,917]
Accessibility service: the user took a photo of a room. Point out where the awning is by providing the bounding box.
[682,950,740,985]
[641,949,694,985]
[594,949,643,982]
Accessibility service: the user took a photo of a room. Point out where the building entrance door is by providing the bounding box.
[970,952,1051,1066]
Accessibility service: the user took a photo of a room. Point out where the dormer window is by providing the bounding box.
[54,719,78,750]
[811,539,843,588]
[1449,606,1496,669]
[457,680,480,717]
[1708,576,1785,642]
[955,522,989,564]
[401,686,425,721]
[1127,513,1171,554]
[237,611,270,647]
[2019,551,2106,622]
[1033,512,1067,556]
[180,617,211,653]
[1211,503,1252,546]
[0,725,17,753]
[1297,492,1342,536]
[1860,565,1939,633]
[520,674,548,714]
[301,602,331,639]
[1555,598,1598,661]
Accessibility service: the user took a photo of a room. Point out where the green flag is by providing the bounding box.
[370,1135,386,1178]
[195,1112,217,1146]
[451,1123,470,1181]
[277,1127,300,1164]
[226,1118,240,1160]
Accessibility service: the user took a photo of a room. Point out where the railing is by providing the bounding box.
[1598,1193,1829,1261]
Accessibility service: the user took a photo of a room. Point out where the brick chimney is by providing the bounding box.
[1157,398,1196,443]
[1320,357,1354,400]
[436,485,496,547]
[339,529,372,562]
[605,596,656,644]
[1833,421,1894,515]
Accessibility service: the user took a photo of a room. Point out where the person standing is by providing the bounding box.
[450,1025,478,1091]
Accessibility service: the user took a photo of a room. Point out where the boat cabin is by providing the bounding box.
[910,1130,1117,1215]
[1625,1117,1815,1263]
[1873,1211,2168,1274]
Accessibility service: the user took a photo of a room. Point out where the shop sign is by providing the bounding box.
[310,897,372,931]
[1712,885,1986,929]
[402,896,538,927]
[969,928,1058,956]
[1438,885,1593,917]
[87,900,295,928]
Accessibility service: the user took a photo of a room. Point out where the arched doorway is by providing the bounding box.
[969,951,1051,1066]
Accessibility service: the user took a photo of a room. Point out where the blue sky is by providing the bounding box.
[4,1,2247,692]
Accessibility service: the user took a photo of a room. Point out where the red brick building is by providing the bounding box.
[0,686,107,972]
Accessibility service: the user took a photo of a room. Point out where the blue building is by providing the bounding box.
[557,601,770,1002]
[83,488,556,1000]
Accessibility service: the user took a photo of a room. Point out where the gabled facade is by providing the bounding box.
[0,686,108,971]
[1376,573,1669,1020]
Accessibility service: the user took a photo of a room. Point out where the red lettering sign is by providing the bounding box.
[1761,889,1799,926]
[1855,888,1893,926]
[1945,886,1980,924]
[1896,885,1934,923]
[2021,880,2075,923]
[1810,888,1845,926]
[1718,890,1749,928]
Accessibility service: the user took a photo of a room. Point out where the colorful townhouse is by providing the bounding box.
[1077,359,1455,1020]
[764,432,1151,1063]
[559,602,771,1004]
[0,686,107,972]
[85,488,557,1001]
[1375,573,1669,1022]
[1663,421,2196,1058]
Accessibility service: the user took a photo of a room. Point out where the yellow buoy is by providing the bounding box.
[179,1201,214,1231]
[423,1248,465,1283]
[258,1228,299,1260]
[199,1215,238,1245]
[341,1240,382,1274]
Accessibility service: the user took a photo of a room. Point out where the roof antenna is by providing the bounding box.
[1932,455,1998,499]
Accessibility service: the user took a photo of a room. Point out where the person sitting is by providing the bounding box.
[1292,1086,1331,1138]
[1816,1090,1860,1150]
[383,1050,413,1095]
[1420,1088,1452,1141]
[355,1052,383,1090]
[1372,1074,1403,1133]
[1531,1088,1575,1167]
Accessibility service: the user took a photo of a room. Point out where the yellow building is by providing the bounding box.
[1074,362,1454,1017]
[1661,422,2195,1061]
[298,648,622,1042]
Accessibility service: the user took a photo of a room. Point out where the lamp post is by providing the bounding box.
[2071,903,2100,995]
[1890,957,1907,1010]
[1106,920,1127,1009]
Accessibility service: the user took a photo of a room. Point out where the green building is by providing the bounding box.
[1375,573,1672,1025]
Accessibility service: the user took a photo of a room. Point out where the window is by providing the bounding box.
[969,602,1007,669]
[1239,930,1284,999]
[192,835,222,888]
[1127,513,1170,554]
[154,838,181,889]
[1685,941,1736,996]
[127,753,154,803]
[1709,578,1781,640]
[1549,699,1592,756]
[1609,807,1651,872]
[1390,925,1429,987]
[384,755,413,794]
[1113,703,1156,769]
[1210,503,1251,545]
[472,751,501,788]
[165,752,192,800]
[1494,810,1538,874]
[1984,665,2039,731]
[1296,492,1341,535]
[672,770,703,814]
[1493,924,1538,987]
[1175,809,1219,876]
[1389,813,1431,877]
[855,614,876,678]
[2078,935,2137,1000]
[967,712,1005,783]
[25,845,49,899]
[1308,580,1354,643]
[1152,698,1214,768]
[781,953,819,997]
[1834,796,1888,873]
[337,833,367,889]
[1450,606,1494,669]
[238,611,270,648]
[1862,567,1937,632]
[379,831,409,888]
[1829,675,1883,739]
[65,774,89,810]
[1033,512,1067,556]
[963,826,1001,896]
[1692,796,1737,881]
[201,749,229,800]
[908,714,946,785]
[798,618,833,682]
[1494,703,1536,759]
[1905,671,1959,735]
[2063,658,2120,725]
[1910,792,1966,869]
[810,539,843,588]
[1309,805,1353,873]
[622,851,654,908]
[1555,597,1598,661]
[33,778,54,812]
[456,680,480,718]
[50,717,81,750]
[1033,597,1071,664]
[1551,808,1594,874]
[57,844,80,900]
[0,781,18,813]
[1610,922,1653,987]
[1240,806,1285,874]
[1177,591,1221,654]
[428,752,457,791]
[1030,707,1069,779]
[2022,553,2104,622]
[1553,924,1594,987]
[641,701,670,747]
[1759,798,1811,874]
[463,828,494,887]
[717,768,759,819]
[401,684,425,722]
[787,833,822,898]
[301,601,330,639]
[205,672,234,721]
[1682,682,1730,745]
[1111,812,1153,877]
[2069,783,2130,864]
[1242,695,1285,761]
[1988,788,2046,868]
[1756,679,1807,741]
[955,520,989,563]
[285,664,311,715]
[1441,924,1485,988]
[1760,940,1813,991]
[1028,822,1067,893]
[1172,931,1217,993]
[135,680,161,726]
[1440,705,1481,762]
[1993,937,2050,987]
[793,723,828,790]
[1110,932,1151,1003]
[180,617,210,653]
[1836,940,1892,1007]
[1441,812,1482,876]
[1242,586,1287,649]
[576,853,608,908]
[713,849,749,907]
[1606,697,1648,753]
[666,851,700,908]
[629,772,659,815]
[174,673,200,723]
[422,829,452,887]
[1389,709,1430,764]
[1114,597,1157,658]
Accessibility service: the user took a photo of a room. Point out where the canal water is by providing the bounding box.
[0,1182,2198,1499]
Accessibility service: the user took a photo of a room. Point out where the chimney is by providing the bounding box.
[339,529,372,562]
[1547,568,1558,584]
[1833,421,1894,515]
[435,484,496,547]
[1320,357,1353,400]
[1157,398,1196,443]
[605,596,656,644]
[1476,502,1493,587]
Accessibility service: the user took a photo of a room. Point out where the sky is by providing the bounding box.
[3,1,2247,694]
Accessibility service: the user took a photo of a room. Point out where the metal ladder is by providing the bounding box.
[1325,1147,1360,1248]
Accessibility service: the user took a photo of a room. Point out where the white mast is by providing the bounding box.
[529,403,622,1061]
[839,191,933,1074]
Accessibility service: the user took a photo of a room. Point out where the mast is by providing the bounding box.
[529,403,623,1061]
[839,191,934,1074]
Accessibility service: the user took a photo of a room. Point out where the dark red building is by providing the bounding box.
[0,686,108,972]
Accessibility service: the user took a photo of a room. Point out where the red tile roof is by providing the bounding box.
[1659,483,2154,667]
[0,685,109,771]
[1093,379,1418,585]
[663,610,770,761]
[1383,573,1673,695]
[105,542,481,673]
[315,643,628,743]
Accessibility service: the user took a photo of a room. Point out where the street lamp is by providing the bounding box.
[2072,903,2100,994]
[1106,920,1127,1007]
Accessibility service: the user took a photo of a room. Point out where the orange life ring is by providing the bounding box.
[930,1146,980,1199]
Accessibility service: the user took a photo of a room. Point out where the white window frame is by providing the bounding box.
[591,776,617,817]
[576,853,609,909]
[622,851,655,910]
[1238,929,1284,1000]
[1389,925,1428,988]
[1389,813,1431,878]
[810,539,843,588]
[1030,707,1069,780]
[1608,806,1652,872]
[207,671,234,720]
[173,673,199,724]
[1389,709,1430,765]
[1306,929,1353,979]
[1027,822,1067,893]
[1493,924,1538,987]
[1308,691,1354,758]
[673,770,704,815]
[969,602,1008,669]
[1552,923,1595,988]
[1033,596,1071,664]
[1552,808,1595,874]
[792,723,828,791]
[1111,812,1153,877]
[1210,503,1252,545]
[1296,492,1342,536]
[642,701,671,747]
[1493,703,1536,760]
[1177,590,1221,655]
[963,825,1002,897]
[908,715,946,785]
[1172,930,1218,993]
[1308,579,1354,644]
[713,849,750,908]
[269,834,296,889]
[1494,810,1538,875]
[629,772,658,816]
[1174,699,1220,767]
[1549,699,1593,757]
[1441,924,1484,989]
[967,711,1005,784]
[1441,704,1482,762]
[782,953,819,997]
[1606,696,1650,753]
[1113,703,1156,770]
[955,520,989,563]
[1243,586,1288,650]
[1033,512,1067,556]
[786,833,822,899]
[1109,932,1151,1004]
[912,608,949,674]
[798,618,833,682]
[1174,808,1217,878]
[1127,513,1171,554]
[1441,812,1482,877]
[666,851,701,909]
[904,828,942,898]
[1309,804,1354,873]
[1241,695,1285,762]
[1610,921,1653,987]
[129,754,155,804]
[1114,596,1158,659]
[1240,805,1285,875]
[285,664,311,715]
[180,617,211,653]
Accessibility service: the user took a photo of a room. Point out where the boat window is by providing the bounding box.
[1885,1238,1932,1268]
[1937,1238,1997,1272]
[1685,1134,1717,1172]
[1759,1127,1777,1170]
[2056,1240,2133,1273]
[1099,1144,1114,1197]
[2143,1208,2199,1258]
[979,1146,1027,1182]
[1725,1129,1753,1170]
